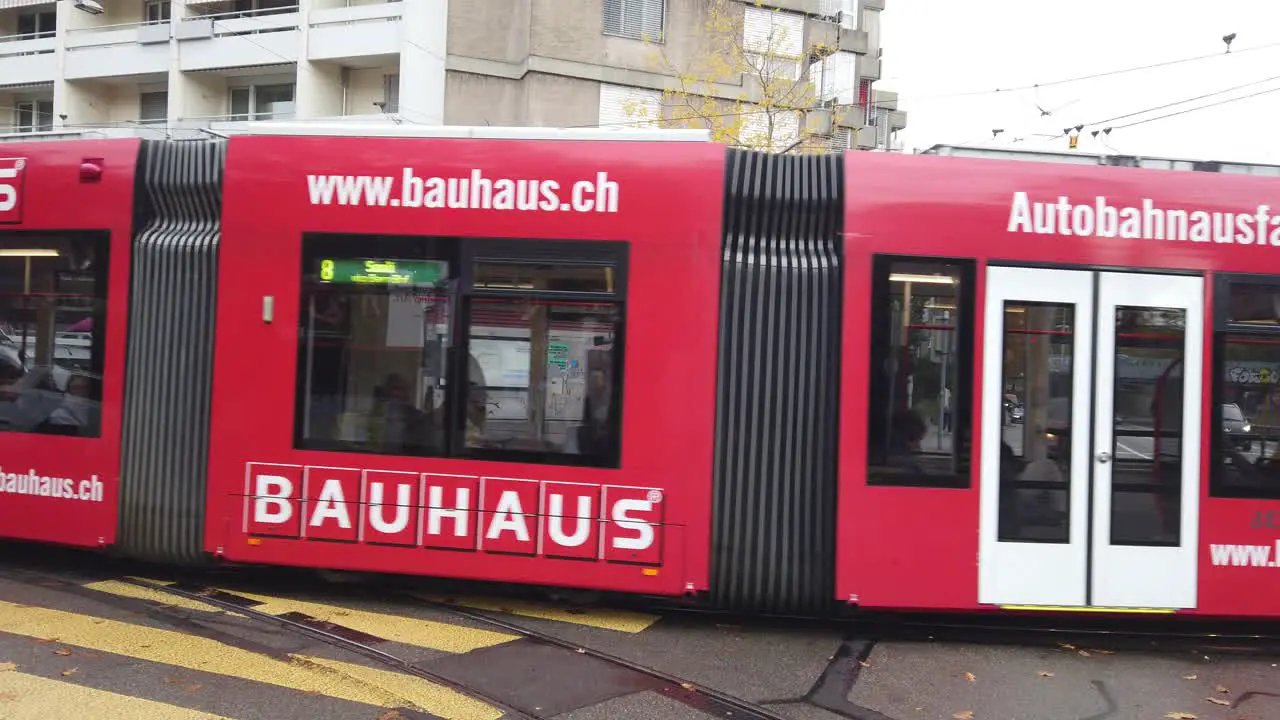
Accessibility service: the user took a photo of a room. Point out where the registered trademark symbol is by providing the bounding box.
[647,490,662,503]
[13,159,24,170]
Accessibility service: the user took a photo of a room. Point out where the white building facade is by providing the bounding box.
[0,0,903,148]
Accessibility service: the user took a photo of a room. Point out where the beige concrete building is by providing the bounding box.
[448,0,907,151]
[0,0,904,149]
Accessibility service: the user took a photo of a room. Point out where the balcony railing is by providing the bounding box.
[307,3,402,61]
[64,19,170,49]
[0,32,55,56]
[177,6,300,40]
[176,7,301,70]
[0,33,56,85]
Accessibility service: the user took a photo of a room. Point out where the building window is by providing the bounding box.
[144,0,171,24]
[16,10,56,39]
[139,91,168,124]
[382,74,400,114]
[229,84,295,121]
[14,100,53,133]
[603,0,664,41]
[294,235,626,469]
[1211,275,1280,500]
[865,256,975,488]
[0,233,109,438]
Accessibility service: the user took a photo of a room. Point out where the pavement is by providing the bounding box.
[1,546,1278,720]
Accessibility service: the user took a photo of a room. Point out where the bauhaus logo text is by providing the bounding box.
[244,463,664,565]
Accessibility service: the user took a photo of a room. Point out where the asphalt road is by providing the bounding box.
[2,547,1279,719]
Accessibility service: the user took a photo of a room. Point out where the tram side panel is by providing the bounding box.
[834,150,1280,618]
[205,134,725,597]
[0,138,141,548]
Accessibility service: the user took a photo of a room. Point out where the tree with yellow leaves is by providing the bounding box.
[624,0,841,153]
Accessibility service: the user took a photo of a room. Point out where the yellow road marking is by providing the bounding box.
[226,591,518,654]
[415,594,661,634]
[119,578,516,654]
[0,670,233,720]
[83,581,246,618]
[998,605,1177,614]
[0,600,501,720]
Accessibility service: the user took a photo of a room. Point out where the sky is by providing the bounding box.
[878,0,1280,164]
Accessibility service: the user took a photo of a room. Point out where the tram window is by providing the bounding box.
[293,235,625,469]
[1212,277,1280,499]
[865,257,975,488]
[461,253,624,467]
[0,232,108,438]
[997,301,1075,543]
[1109,306,1186,547]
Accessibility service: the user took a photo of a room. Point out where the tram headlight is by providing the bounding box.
[1242,423,1252,433]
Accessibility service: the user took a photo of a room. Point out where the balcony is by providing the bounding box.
[307,3,402,64]
[0,34,56,87]
[177,7,301,72]
[63,21,171,80]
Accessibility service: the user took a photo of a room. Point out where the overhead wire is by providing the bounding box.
[582,36,1280,132]
[1008,74,1280,146]
[1109,83,1280,130]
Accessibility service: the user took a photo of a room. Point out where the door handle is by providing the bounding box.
[1096,451,1112,464]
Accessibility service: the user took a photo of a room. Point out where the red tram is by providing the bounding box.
[2,125,1279,619]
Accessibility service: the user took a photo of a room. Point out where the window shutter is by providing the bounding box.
[743,7,803,57]
[384,74,400,113]
[598,84,662,128]
[829,126,852,152]
[139,92,168,123]
[840,0,859,29]
[825,51,856,104]
[603,0,664,41]
[774,111,801,150]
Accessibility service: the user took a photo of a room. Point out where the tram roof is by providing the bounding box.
[920,144,1280,177]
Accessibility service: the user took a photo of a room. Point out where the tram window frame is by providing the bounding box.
[1210,273,1280,500]
[0,231,110,439]
[292,234,628,469]
[864,255,976,489]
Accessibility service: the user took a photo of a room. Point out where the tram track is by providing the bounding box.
[0,559,797,720]
[6,545,1280,720]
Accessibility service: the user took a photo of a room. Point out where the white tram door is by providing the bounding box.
[978,267,1203,609]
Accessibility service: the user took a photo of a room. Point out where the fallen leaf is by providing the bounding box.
[184,684,202,693]
[680,682,697,691]
[164,677,185,685]
[964,672,976,682]
[0,691,16,701]
[574,648,586,654]
[1091,649,1116,655]
[1059,643,1077,650]
[859,660,873,668]
[1079,650,1091,657]
[1205,697,1230,707]
[1164,713,1197,719]
[60,668,77,677]
[953,712,974,720]
[35,638,57,645]
[52,649,71,657]
[0,663,15,672]
[1215,685,1229,694]
[375,712,404,720]
[1183,675,1198,680]
[1039,671,1055,677]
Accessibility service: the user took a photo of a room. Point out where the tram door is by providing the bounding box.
[978,267,1204,609]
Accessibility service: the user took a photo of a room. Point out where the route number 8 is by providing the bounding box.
[320,259,334,280]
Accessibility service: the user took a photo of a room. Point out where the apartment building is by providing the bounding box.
[0,0,904,150]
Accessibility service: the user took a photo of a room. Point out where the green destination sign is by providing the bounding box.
[317,258,446,287]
